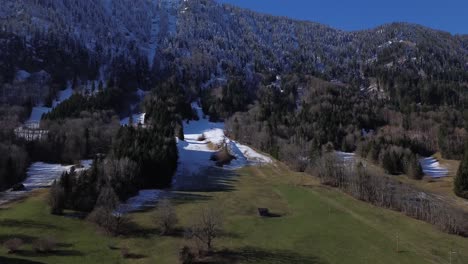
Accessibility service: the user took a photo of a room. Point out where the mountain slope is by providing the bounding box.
[1,0,466,82]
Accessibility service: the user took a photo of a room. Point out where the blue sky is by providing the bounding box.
[216,0,467,35]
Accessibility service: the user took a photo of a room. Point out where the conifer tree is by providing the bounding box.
[454,145,468,199]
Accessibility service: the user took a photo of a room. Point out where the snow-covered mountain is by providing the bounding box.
[0,0,466,99]
[0,0,181,63]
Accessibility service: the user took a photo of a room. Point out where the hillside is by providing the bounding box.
[0,1,467,263]
[1,0,466,84]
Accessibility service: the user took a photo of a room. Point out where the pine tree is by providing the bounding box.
[454,146,468,199]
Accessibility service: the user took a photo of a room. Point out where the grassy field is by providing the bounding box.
[0,162,467,263]
[395,154,468,211]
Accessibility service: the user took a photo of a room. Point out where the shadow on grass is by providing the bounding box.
[124,253,147,259]
[0,219,61,230]
[132,192,214,214]
[0,257,45,264]
[172,167,239,193]
[126,225,186,239]
[16,249,84,257]
[212,247,327,264]
[0,234,37,244]
[170,192,213,205]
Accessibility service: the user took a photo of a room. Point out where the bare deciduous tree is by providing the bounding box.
[186,206,223,252]
[154,199,178,235]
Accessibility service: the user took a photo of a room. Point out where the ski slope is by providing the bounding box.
[28,84,73,123]
[118,102,272,213]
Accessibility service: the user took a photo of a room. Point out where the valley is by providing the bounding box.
[0,0,467,263]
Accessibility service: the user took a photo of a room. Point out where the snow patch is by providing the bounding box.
[116,189,162,214]
[0,160,92,205]
[27,84,74,123]
[336,151,356,164]
[235,143,273,163]
[120,113,146,126]
[120,102,272,213]
[28,106,52,123]
[52,85,73,107]
[15,70,31,82]
[420,157,449,178]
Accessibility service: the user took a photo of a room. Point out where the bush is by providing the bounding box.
[154,199,178,235]
[3,238,23,254]
[179,246,195,264]
[33,237,56,253]
[120,247,130,258]
[49,180,65,215]
[197,134,206,142]
[211,144,236,166]
[454,146,468,199]
[186,206,223,252]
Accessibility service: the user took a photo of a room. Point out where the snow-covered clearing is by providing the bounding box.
[419,157,449,178]
[15,70,31,82]
[336,151,356,165]
[27,83,73,123]
[0,160,92,205]
[119,102,272,213]
[175,103,272,179]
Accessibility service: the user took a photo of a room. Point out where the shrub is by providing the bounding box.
[48,180,65,215]
[197,133,206,141]
[186,206,223,252]
[33,237,56,253]
[454,146,468,199]
[211,144,236,166]
[3,238,23,254]
[154,199,178,235]
[179,246,195,264]
[120,247,130,258]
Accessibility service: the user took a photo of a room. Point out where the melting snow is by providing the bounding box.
[175,103,272,179]
[28,106,52,123]
[116,189,163,214]
[27,83,74,123]
[419,157,449,178]
[336,151,356,164]
[120,102,272,213]
[15,70,31,82]
[52,85,73,107]
[0,160,92,205]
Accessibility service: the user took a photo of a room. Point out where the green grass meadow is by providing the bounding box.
[0,163,467,263]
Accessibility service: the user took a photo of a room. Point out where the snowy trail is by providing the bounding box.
[0,160,92,205]
[28,84,73,123]
[419,157,449,178]
[173,103,272,186]
[117,102,272,213]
